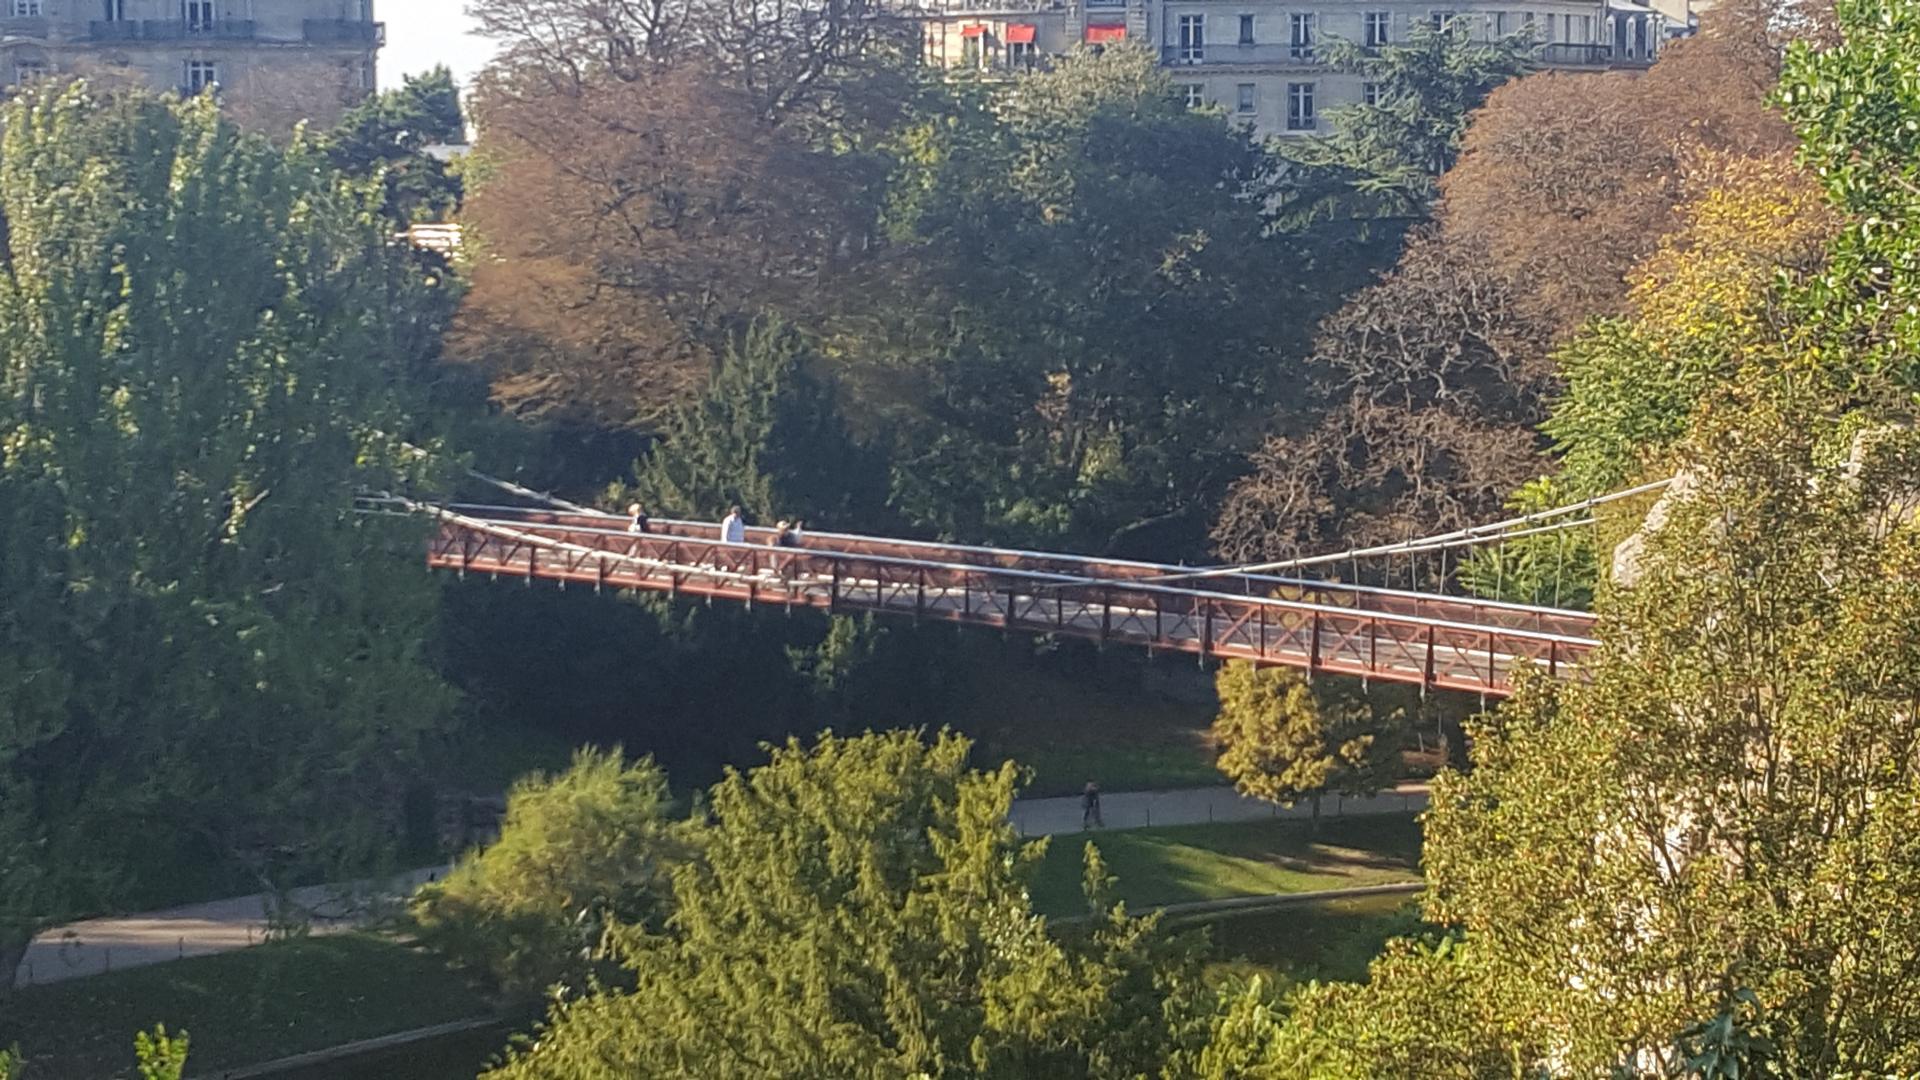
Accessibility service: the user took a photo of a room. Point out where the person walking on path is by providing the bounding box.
[721,506,746,545]
[1082,781,1103,829]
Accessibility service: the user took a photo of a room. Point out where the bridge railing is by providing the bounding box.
[442,504,1598,640]
[421,509,1596,697]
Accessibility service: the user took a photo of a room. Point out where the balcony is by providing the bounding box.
[1537,42,1648,67]
[128,19,258,41]
[304,18,385,45]
[1160,42,1327,65]
[0,15,49,38]
[87,19,140,40]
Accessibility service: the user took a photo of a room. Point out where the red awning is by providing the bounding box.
[1085,23,1126,42]
[960,23,986,36]
[1005,23,1036,43]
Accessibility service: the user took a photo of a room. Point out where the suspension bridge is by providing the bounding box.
[361,479,1662,697]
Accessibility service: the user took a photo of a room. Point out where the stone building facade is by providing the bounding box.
[0,1,381,126]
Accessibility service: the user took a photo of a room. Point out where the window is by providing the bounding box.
[1577,14,1592,41]
[1543,13,1558,41]
[102,0,126,17]
[184,59,217,93]
[1493,11,1508,35]
[960,34,981,67]
[1522,10,1536,36]
[1289,13,1314,58]
[9,0,42,15]
[1008,40,1035,66]
[183,0,215,32]
[1362,80,1382,105]
[1238,13,1254,44]
[1431,10,1457,31]
[1177,14,1204,61]
[1363,10,1390,46]
[1181,82,1204,108]
[1236,82,1255,112]
[1286,81,1315,130]
[14,60,46,83]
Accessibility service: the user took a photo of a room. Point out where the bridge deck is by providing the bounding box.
[406,504,1598,698]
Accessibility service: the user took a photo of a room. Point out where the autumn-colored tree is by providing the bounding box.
[452,0,915,432]
[1210,663,1401,834]
[1441,0,1801,337]
[1545,152,1836,493]
[1215,0,1814,565]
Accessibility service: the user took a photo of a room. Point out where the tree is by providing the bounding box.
[326,65,466,226]
[1273,23,1534,231]
[411,749,691,996]
[1209,663,1401,834]
[1544,152,1836,495]
[1439,2,1800,340]
[0,85,457,993]
[482,730,1214,1078]
[869,47,1315,555]
[452,0,915,432]
[1212,231,1557,562]
[133,1026,190,1080]
[625,318,885,525]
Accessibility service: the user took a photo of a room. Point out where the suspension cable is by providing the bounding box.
[1143,476,1672,585]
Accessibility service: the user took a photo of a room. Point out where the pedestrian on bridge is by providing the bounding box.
[773,521,799,548]
[1082,781,1103,829]
[721,506,746,545]
[626,503,650,535]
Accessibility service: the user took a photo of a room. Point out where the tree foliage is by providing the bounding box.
[1273,23,1533,230]
[1210,663,1401,829]
[1213,230,1557,561]
[411,749,690,996]
[1545,152,1836,495]
[133,1025,190,1080]
[0,85,456,990]
[483,730,1213,1079]
[326,65,466,225]
[870,47,1311,554]
[626,319,883,524]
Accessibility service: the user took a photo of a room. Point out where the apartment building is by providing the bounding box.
[920,0,1681,136]
[0,1,382,125]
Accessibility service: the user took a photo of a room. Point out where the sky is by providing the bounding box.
[380,0,500,91]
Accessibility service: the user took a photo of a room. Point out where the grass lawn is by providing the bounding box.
[953,652,1222,798]
[0,934,494,1080]
[1028,813,1422,916]
[1189,893,1427,988]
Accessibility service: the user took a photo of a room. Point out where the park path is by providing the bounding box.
[14,784,1429,990]
[1008,781,1430,836]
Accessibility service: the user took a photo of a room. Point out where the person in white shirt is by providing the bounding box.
[721,506,746,545]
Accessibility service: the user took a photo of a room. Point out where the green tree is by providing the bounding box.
[1273,22,1534,231]
[411,749,691,996]
[0,85,456,992]
[626,318,884,525]
[870,47,1316,555]
[1455,476,1600,608]
[484,730,1213,1079]
[1209,663,1401,835]
[327,65,466,225]
[133,1025,190,1080]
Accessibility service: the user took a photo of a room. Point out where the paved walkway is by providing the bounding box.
[1010,782,1430,837]
[14,783,1429,990]
[12,866,448,990]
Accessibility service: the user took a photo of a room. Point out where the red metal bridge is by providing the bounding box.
[370,500,1599,698]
